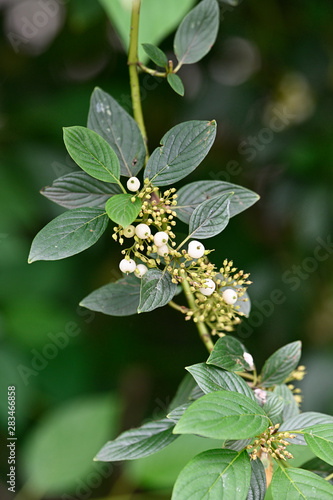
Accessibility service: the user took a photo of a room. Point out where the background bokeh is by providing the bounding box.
[1,0,333,498]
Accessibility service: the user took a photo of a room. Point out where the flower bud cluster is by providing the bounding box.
[246,424,295,461]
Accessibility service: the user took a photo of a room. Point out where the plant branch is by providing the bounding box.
[128,0,148,159]
[181,271,214,352]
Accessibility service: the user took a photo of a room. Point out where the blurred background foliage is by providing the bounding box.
[0,0,333,498]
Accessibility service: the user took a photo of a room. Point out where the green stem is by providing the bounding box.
[236,371,254,381]
[168,300,188,313]
[175,234,191,253]
[117,180,127,194]
[137,62,167,78]
[128,0,148,160]
[181,271,214,352]
[173,61,183,73]
[325,471,333,482]
[252,366,258,386]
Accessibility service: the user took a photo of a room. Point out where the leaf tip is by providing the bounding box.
[27,251,35,264]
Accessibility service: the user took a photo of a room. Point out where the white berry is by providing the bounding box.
[134,264,148,278]
[157,244,169,256]
[127,177,141,192]
[188,240,205,259]
[135,223,151,239]
[123,225,135,238]
[222,288,238,305]
[199,279,215,296]
[154,231,169,247]
[119,258,136,274]
[243,352,254,370]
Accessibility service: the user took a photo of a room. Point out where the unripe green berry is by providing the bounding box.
[123,225,135,238]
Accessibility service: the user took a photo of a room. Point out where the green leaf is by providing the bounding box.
[280,412,333,446]
[138,269,177,313]
[95,418,177,462]
[167,404,192,424]
[173,390,270,440]
[302,456,333,475]
[172,449,250,500]
[174,0,219,65]
[125,435,224,491]
[63,126,120,183]
[224,438,252,452]
[80,274,141,317]
[271,466,333,500]
[142,43,168,67]
[28,208,108,263]
[144,120,216,186]
[168,374,199,412]
[247,458,266,500]
[207,335,252,372]
[41,172,122,209]
[105,193,142,227]
[22,395,119,494]
[190,385,205,401]
[99,0,195,63]
[186,363,256,401]
[87,87,146,177]
[189,192,232,239]
[303,424,333,466]
[260,341,302,387]
[167,73,185,96]
[262,393,284,426]
[273,384,299,422]
[175,180,260,224]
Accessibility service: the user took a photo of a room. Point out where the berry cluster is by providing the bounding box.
[110,177,251,337]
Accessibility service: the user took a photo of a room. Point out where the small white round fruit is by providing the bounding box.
[153,231,169,247]
[222,288,238,305]
[123,225,135,238]
[243,352,254,370]
[199,279,215,296]
[188,240,205,259]
[119,258,136,274]
[135,223,151,239]
[157,244,169,257]
[134,264,148,278]
[127,177,141,192]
